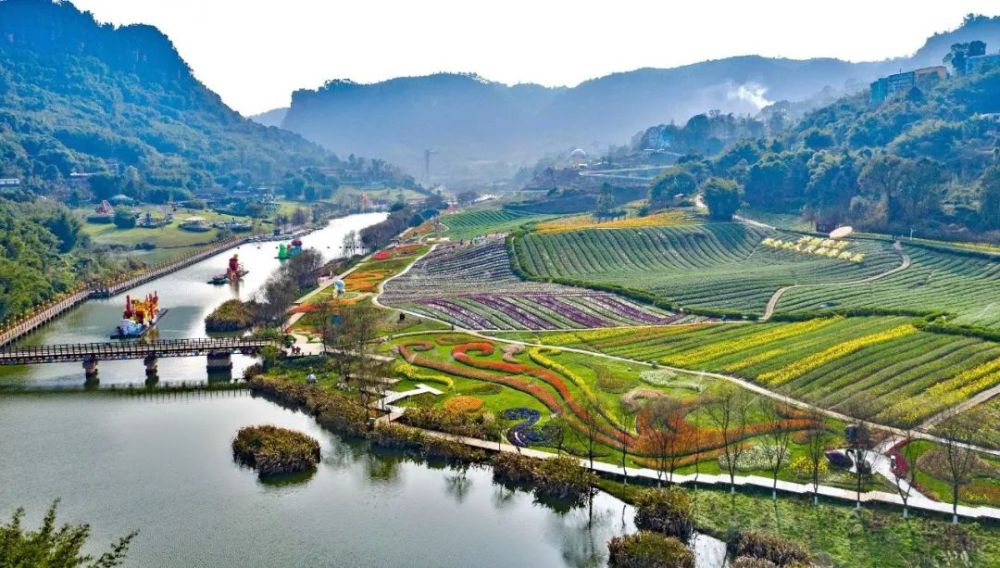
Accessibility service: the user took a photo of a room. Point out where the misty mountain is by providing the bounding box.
[280,15,1000,184]
[250,107,288,128]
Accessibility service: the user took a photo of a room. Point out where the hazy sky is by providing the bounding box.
[71,0,999,116]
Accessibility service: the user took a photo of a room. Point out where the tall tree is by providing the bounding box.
[707,385,752,494]
[762,400,792,500]
[803,408,829,506]
[701,177,741,221]
[938,408,983,525]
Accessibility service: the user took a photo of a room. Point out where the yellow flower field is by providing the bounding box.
[758,324,916,386]
[662,317,841,367]
[535,210,695,234]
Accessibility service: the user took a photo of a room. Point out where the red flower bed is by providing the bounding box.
[372,250,393,260]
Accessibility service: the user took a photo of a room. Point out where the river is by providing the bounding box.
[0,212,387,390]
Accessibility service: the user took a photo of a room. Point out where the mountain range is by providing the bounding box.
[258,15,1000,185]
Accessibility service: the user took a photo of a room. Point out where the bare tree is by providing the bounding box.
[706,385,752,494]
[341,229,358,257]
[647,398,687,485]
[578,397,602,471]
[329,303,389,422]
[762,400,792,500]
[544,414,567,455]
[617,398,636,484]
[887,429,920,519]
[938,408,983,525]
[803,408,829,506]
[316,300,336,355]
[842,400,882,511]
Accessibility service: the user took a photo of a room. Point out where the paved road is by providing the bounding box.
[761,241,912,321]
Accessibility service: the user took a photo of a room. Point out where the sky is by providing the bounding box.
[70,0,1000,116]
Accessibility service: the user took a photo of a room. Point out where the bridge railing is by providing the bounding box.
[0,338,274,359]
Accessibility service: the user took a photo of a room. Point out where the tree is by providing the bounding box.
[706,385,752,494]
[341,229,359,256]
[843,400,880,510]
[888,430,920,519]
[595,183,618,218]
[617,397,636,483]
[762,400,792,500]
[980,166,1000,230]
[646,398,688,485]
[112,206,136,229]
[42,208,82,252]
[456,190,479,205]
[649,170,697,208]
[0,501,136,567]
[328,303,389,421]
[944,41,987,75]
[542,414,567,455]
[938,408,983,524]
[701,177,741,221]
[803,408,829,506]
[291,207,309,227]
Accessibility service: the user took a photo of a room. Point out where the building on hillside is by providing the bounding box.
[966,52,1000,75]
[869,66,948,104]
[0,178,20,186]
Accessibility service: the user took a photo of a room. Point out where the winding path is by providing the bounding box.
[760,240,912,321]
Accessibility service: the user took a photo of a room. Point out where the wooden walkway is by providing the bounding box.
[0,236,251,349]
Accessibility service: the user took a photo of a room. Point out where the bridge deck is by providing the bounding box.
[0,338,274,365]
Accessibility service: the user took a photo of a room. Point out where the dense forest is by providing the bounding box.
[642,55,1000,239]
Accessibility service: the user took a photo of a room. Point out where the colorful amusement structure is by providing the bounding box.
[112,292,166,339]
[209,253,249,285]
[277,238,303,260]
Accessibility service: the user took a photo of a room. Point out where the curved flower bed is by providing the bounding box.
[502,407,543,446]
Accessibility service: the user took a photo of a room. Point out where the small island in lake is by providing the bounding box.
[205,299,256,332]
[232,425,321,476]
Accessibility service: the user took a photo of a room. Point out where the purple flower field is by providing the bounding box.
[380,240,707,330]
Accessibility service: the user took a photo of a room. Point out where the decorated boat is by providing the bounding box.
[209,253,249,285]
[276,239,303,260]
[111,292,168,339]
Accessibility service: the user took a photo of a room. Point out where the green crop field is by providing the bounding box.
[442,207,554,240]
[776,245,1000,328]
[514,222,900,315]
[536,316,1000,428]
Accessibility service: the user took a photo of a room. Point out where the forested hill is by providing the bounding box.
[679,64,1000,239]
[0,0,332,190]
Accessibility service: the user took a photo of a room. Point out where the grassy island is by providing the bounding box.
[205,299,257,332]
[232,425,321,476]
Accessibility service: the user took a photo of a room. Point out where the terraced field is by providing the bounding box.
[776,246,1000,328]
[537,316,1000,428]
[380,239,706,330]
[514,223,900,315]
[441,207,553,240]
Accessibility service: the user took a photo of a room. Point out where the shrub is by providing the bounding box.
[402,405,489,438]
[443,395,484,413]
[789,455,828,478]
[825,450,853,470]
[368,422,425,449]
[634,488,696,543]
[231,425,321,476]
[491,453,596,505]
[608,532,694,568]
[727,530,810,567]
[247,376,368,437]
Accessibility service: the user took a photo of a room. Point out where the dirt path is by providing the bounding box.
[760,241,912,321]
